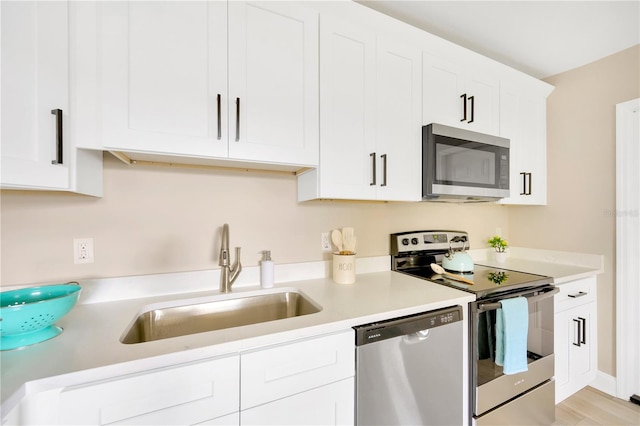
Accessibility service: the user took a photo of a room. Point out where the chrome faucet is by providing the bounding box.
[219,223,242,293]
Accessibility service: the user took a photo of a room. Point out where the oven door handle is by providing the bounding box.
[477,286,559,312]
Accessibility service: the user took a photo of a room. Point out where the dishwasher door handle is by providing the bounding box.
[404,329,431,343]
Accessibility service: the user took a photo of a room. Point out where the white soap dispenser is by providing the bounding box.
[260,250,274,289]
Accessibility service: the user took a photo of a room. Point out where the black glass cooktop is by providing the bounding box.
[400,264,553,299]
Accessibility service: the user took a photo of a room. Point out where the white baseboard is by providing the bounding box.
[591,370,617,397]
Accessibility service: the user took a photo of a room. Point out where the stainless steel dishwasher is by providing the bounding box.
[354,305,463,426]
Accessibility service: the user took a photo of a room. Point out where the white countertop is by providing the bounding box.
[0,249,604,416]
[470,247,604,284]
[0,258,474,415]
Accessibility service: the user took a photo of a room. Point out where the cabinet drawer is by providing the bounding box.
[555,277,596,313]
[58,355,239,425]
[241,378,354,425]
[240,330,354,409]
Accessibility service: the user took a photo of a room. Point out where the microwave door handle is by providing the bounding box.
[477,286,559,312]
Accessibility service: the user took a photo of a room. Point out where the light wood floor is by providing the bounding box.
[553,387,640,425]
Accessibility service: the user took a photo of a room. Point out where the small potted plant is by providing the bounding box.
[488,236,508,263]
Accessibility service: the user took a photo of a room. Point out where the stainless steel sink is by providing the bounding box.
[121,290,322,344]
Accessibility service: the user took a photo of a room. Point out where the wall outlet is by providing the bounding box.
[321,232,332,251]
[74,238,94,264]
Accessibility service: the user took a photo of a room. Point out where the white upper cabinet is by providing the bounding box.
[89,1,228,158]
[375,37,422,202]
[302,15,377,201]
[1,1,102,195]
[499,79,553,205]
[422,52,500,136]
[76,1,318,168]
[297,15,421,202]
[228,2,319,166]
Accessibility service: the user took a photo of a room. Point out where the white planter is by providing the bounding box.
[494,251,508,263]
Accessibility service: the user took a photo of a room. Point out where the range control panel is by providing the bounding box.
[389,230,468,255]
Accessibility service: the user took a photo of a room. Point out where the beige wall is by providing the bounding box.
[509,45,640,377]
[1,155,509,286]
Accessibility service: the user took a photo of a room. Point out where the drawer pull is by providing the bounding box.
[568,291,588,298]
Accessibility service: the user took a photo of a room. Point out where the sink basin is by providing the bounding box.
[121,290,322,344]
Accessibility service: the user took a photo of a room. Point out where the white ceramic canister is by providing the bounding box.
[333,253,356,284]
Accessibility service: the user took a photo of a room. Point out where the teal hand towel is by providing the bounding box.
[495,297,529,375]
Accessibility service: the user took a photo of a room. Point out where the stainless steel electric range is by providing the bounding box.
[391,230,558,426]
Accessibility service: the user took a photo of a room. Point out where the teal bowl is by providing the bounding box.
[0,283,81,350]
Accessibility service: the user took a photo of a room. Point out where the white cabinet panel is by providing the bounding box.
[58,356,239,425]
[241,330,354,410]
[228,2,319,166]
[80,1,318,168]
[499,81,549,205]
[241,378,354,426]
[1,1,69,190]
[298,16,421,202]
[315,15,377,200]
[96,1,228,158]
[422,52,499,136]
[554,277,598,403]
[196,412,239,426]
[374,37,422,202]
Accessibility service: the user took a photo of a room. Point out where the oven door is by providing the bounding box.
[470,285,558,419]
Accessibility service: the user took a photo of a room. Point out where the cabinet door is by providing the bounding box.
[1,1,69,189]
[317,15,376,200]
[499,82,548,205]
[422,53,499,135]
[96,1,227,157]
[554,302,597,403]
[58,356,239,425]
[241,330,354,410]
[465,72,500,135]
[375,37,422,201]
[241,378,354,426]
[422,53,465,129]
[228,2,318,166]
[567,305,595,384]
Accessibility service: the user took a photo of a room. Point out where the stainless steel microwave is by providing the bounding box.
[423,123,510,202]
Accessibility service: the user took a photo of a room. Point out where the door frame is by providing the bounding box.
[615,98,639,400]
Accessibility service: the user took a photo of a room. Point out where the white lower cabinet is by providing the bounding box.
[554,277,598,403]
[240,330,355,425]
[241,378,354,425]
[57,355,240,425]
[5,331,355,425]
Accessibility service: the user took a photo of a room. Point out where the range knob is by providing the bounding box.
[401,238,410,246]
[411,237,419,245]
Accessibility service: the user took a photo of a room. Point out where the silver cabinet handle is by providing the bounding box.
[217,94,222,140]
[381,154,387,187]
[370,152,376,186]
[235,98,240,142]
[51,109,63,164]
[568,291,588,298]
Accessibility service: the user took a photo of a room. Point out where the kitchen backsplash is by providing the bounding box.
[0,155,509,286]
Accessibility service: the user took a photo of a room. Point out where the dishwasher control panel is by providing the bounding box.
[354,305,462,346]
